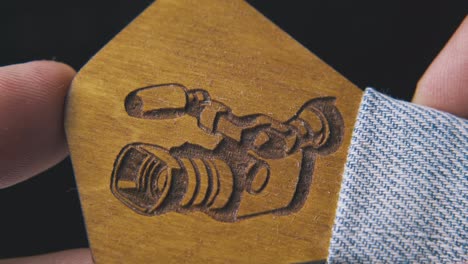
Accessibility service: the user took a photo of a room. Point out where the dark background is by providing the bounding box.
[1,0,466,259]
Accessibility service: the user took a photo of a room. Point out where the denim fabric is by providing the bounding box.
[328,88,467,263]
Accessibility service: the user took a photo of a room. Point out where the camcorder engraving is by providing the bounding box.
[111,84,344,222]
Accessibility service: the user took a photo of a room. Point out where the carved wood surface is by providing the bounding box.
[65,0,363,262]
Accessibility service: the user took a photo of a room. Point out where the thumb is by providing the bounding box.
[0,61,75,188]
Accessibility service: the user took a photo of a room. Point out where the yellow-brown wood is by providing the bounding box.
[65,0,363,263]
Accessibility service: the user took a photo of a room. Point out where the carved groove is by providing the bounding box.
[111,84,344,222]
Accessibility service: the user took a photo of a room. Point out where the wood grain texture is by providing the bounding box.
[65,0,363,263]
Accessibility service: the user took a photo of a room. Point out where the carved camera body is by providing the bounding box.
[111,84,344,222]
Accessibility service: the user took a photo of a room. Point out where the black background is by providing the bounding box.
[0,0,466,259]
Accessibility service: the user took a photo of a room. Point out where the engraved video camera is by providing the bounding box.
[111,84,344,222]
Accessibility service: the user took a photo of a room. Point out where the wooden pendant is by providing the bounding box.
[65,0,363,262]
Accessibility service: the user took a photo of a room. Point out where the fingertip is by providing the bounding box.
[413,16,468,118]
[0,61,76,92]
[32,60,77,85]
[0,61,76,188]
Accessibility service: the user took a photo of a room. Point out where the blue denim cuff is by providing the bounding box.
[328,88,468,263]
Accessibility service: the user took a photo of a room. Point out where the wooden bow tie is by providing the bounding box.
[66,0,362,262]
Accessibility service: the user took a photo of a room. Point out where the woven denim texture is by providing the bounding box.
[328,88,467,263]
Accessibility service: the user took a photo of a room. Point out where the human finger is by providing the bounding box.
[0,248,92,264]
[413,16,468,118]
[0,61,75,188]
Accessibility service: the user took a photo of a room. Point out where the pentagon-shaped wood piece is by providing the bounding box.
[65,0,363,262]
